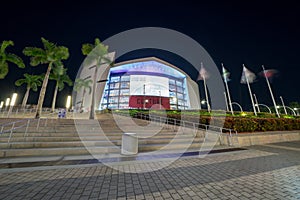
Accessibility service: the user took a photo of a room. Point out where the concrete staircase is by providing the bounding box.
[0,114,208,158]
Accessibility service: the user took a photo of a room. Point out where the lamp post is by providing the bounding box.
[279,96,287,115]
[231,102,243,112]
[255,103,272,113]
[293,108,299,116]
[224,92,229,112]
[253,94,260,113]
[277,105,296,116]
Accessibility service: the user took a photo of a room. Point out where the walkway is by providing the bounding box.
[0,141,299,200]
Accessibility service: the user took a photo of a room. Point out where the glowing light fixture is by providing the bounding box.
[241,112,247,116]
[0,101,3,108]
[66,95,71,109]
[10,93,18,106]
[5,98,10,107]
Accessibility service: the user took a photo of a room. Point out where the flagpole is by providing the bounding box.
[203,77,211,112]
[262,65,280,118]
[253,93,260,112]
[243,64,257,116]
[224,92,229,112]
[222,63,234,115]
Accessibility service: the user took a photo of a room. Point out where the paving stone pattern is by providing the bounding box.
[0,142,299,200]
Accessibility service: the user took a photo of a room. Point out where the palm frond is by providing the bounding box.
[81,44,94,55]
[54,46,69,60]
[15,78,26,86]
[31,83,38,92]
[58,81,65,91]
[0,40,14,54]
[6,53,25,68]
[94,38,101,46]
[41,37,56,51]
[0,62,8,79]
[23,47,45,57]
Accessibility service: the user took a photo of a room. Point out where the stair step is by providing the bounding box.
[0,136,122,142]
[0,140,120,149]
[138,142,204,151]
[0,146,120,157]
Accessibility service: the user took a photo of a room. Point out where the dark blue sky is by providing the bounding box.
[0,1,299,109]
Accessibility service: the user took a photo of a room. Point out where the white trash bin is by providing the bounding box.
[121,133,138,155]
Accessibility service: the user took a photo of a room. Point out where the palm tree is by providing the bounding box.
[23,38,69,118]
[81,38,112,119]
[74,78,92,112]
[0,40,25,79]
[15,73,43,108]
[49,67,73,112]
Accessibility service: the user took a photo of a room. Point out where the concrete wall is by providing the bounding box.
[220,131,300,146]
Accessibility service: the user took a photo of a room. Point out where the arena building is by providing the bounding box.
[97,57,200,110]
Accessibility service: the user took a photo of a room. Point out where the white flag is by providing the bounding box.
[240,66,256,84]
[197,63,210,81]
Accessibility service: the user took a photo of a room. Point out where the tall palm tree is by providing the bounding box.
[81,38,112,119]
[0,40,25,79]
[74,78,92,112]
[15,73,43,108]
[23,38,69,118]
[49,67,73,112]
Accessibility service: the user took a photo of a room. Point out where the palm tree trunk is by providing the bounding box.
[89,65,98,119]
[22,87,30,109]
[35,63,52,118]
[51,82,59,112]
[80,89,86,112]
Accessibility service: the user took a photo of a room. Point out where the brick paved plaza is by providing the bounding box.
[0,141,299,200]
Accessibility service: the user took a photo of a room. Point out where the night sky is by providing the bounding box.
[0,1,299,110]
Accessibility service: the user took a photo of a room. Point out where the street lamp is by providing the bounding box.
[254,103,272,113]
[231,102,243,112]
[277,105,296,116]
[293,108,299,116]
[0,101,3,110]
[253,94,260,113]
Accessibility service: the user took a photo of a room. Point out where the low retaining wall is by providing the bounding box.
[221,131,300,146]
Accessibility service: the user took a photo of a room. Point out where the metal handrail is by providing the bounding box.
[133,112,237,134]
[143,113,238,146]
[0,110,59,144]
[115,111,238,146]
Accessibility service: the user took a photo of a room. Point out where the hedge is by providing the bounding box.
[128,110,300,133]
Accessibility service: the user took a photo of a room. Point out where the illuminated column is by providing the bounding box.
[0,101,4,111]
[7,93,18,117]
[5,98,10,109]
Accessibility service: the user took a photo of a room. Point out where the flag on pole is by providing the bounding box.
[197,63,210,81]
[258,69,279,83]
[222,66,231,82]
[240,66,256,84]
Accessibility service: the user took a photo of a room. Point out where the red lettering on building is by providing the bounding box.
[129,95,170,109]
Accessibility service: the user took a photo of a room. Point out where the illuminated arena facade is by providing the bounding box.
[98,57,200,110]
